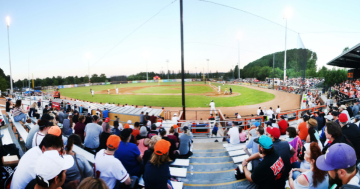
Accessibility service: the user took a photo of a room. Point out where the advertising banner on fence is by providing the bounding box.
[101,82,105,85]
[105,82,111,85]
[162,80,168,82]
[185,79,192,82]
[85,83,90,86]
[74,84,78,87]
[58,85,64,89]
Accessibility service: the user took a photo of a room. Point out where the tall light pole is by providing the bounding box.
[88,61,90,84]
[207,59,209,81]
[283,7,292,81]
[236,32,242,80]
[166,59,169,79]
[6,16,13,95]
[195,67,197,78]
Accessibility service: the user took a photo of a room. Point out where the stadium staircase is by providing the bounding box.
[183,141,249,189]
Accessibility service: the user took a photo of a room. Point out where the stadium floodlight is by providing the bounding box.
[283,7,293,81]
[6,16,13,95]
[236,32,242,80]
[85,53,91,83]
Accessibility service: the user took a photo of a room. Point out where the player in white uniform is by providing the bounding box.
[116,87,119,94]
[92,90,94,97]
[218,85,221,93]
[95,135,131,188]
[209,100,217,115]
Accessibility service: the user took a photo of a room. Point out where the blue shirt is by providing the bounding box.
[111,128,121,136]
[144,162,171,189]
[212,126,218,133]
[115,141,141,176]
[84,123,103,149]
[102,110,109,118]
[246,136,259,155]
[79,106,83,113]
[353,105,359,117]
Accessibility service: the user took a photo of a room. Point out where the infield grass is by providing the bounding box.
[59,82,275,107]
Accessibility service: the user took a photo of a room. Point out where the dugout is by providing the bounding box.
[52,99,164,125]
[327,43,360,80]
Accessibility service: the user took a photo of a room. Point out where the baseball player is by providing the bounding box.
[209,100,217,115]
[224,87,229,95]
[91,90,94,97]
[107,89,110,94]
[218,85,221,93]
[115,87,119,94]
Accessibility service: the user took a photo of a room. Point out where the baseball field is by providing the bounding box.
[59,82,275,108]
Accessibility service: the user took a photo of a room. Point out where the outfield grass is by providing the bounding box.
[133,85,213,94]
[59,82,275,107]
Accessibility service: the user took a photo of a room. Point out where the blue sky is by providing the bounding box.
[0,0,359,80]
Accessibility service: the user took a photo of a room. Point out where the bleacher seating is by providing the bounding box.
[1,111,13,145]
[8,114,28,144]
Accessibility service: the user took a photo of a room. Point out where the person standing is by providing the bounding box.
[277,116,288,135]
[102,108,109,119]
[224,87,228,94]
[116,87,119,94]
[257,107,261,116]
[229,87,232,95]
[209,100,217,115]
[91,90,94,97]
[218,85,221,93]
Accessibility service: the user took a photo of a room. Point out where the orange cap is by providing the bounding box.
[48,126,61,137]
[154,139,171,155]
[173,124,179,129]
[106,135,121,149]
[105,117,110,123]
[124,123,130,129]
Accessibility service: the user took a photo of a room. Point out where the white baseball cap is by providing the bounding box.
[35,150,74,182]
[324,115,333,121]
[127,120,132,124]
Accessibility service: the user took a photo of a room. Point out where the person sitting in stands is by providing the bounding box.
[288,142,329,189]
[239,127,247,143]
[97,122,112,152]
[144,139,174,189]
[142,136,162,173]
[62,114,73,136]
[77,177,110,189]
[32,120,51,148]
[242,135,287,189]
[147,124,159,138]
[115,128,142,177]
[278,115,288,135]
[102,117,110,132]
[137,126,150,156]
[159,128,178,160]
[111,118,122,136]
[84,115,102,154]
[94,135,131,189]
[178,126,193,159]
[64,134,93,185]
[74,115,86,142]
[12,99,28,123]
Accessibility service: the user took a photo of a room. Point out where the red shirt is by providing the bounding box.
[278,120,288,135]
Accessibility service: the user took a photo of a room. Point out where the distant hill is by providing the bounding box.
[240,48,317,80]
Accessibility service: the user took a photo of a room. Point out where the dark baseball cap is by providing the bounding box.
[331,111,340,116]
[159,128,166,134]
[316,143,356,171]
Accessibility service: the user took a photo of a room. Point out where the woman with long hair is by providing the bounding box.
[144,139,173,189]
[178,126,193,159]
[74,115,86,142]
[64,134,93,185]
[62,114,73,136]
[12,100,28,123]
[289,142,328,189]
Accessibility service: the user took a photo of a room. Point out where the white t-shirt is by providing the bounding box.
[267,110,274,117]
[92,91,94,95]
[171,117,178,123]
[32,131,46,148]
[10,147,42,189]
[95,149,129,189]
[276,108,281,114]
[210,102,215,108]
[257,109,261,116]
[228,127,240,144]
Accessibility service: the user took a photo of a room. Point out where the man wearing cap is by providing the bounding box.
[340,105,351,122]
[102,108,109,119]
[84,115,103,154]
[257,107,261,116]
[140,111,145,125]
[266,127,293,177]
[11,129,64,189]
[339,113,360,158]
[25,150,74,189]
[242,135,287,188]
[115,129,142,177]
[95,135,131,188]
[244,127,264,169]
[320,114,334,145]
[316,143,360,188]
[209,100,217,115]
[148,124,159,138]
[248,122,260,139]
[277,115,288,135]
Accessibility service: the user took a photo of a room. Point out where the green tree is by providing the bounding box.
[0,76,8,91]
[343,47,350,53]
